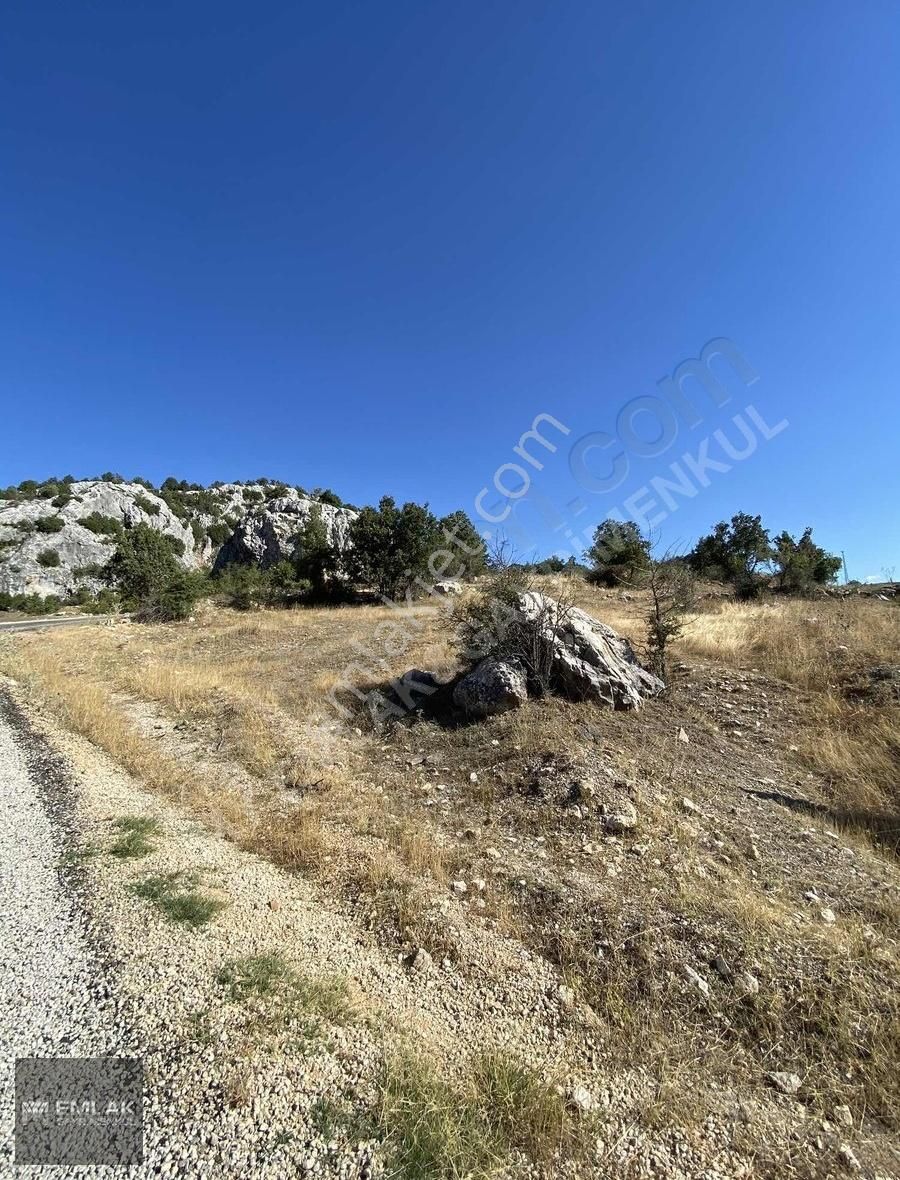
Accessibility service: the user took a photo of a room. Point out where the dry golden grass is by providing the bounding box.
[3,583,899,1151]
[679,596,900,831]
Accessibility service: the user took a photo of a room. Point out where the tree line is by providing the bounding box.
[587,511,842,598]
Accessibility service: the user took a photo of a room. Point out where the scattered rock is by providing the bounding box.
[450,880,467,895]
[681,964,710,996]
[833,1104,853,1128]
[453,658,528,718]
[410,948,434,973]
[680,797,701,815]
[768,1071,802,1095]
[568,1084,595,1114]
[433,580,463,596]
[820,907,837,924]
[677,727,690,744]
[734,971,760,997]
[601,800,638,834]
[837,1144,861,1172]
[557,984,576,1011]
[267,897,281,912]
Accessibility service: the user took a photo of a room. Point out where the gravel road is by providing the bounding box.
[0,687,132,1173]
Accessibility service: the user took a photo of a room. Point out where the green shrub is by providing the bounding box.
[35,515,65,534]
[0,592,63,615]
[72,563,105,579]
[84,588,118,614]
[51,493,72,508]
[106,523,197,621]
[37,548,61,568]
[133,493,160,516]
[206,522,231,546]
[79,512,123,539]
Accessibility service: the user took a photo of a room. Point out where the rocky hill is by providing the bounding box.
[0,479,356,599]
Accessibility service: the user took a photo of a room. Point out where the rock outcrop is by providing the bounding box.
[0,480,358,600]
[453,657,528,717]
[213,493,356,571]
[517,592,664,707]
[0,482,196,598]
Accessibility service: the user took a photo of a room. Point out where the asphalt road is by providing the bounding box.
[0,614,118,634]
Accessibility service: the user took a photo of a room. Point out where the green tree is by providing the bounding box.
[105,524,196,620]
[688,512,772,588]
[772,527,842,593]
[586,520,651,586]
[37,548,61,567]
[293,505,340,596]
[438,510,488,579]
[348,496,442,599]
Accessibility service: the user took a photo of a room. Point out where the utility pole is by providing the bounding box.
[842,551,849,585]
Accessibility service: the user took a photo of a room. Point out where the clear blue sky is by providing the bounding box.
[2,1,898,579]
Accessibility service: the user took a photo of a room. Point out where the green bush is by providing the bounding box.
[37,548,61,568]
[773,527,842,593]
[35,515,65,534]
[79,512,123,539]
[73,563,105,579]
[133,493,160,516]
[206,522,231,547]
[688,512,771,584]
[51,493,72,508]
[0,592,62,615]
[106,523,197,622]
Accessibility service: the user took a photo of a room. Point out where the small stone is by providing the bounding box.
[472,878,486,892]
[267,898,281,911]
[768,1071,802,1095]
[837,1144,861,1172]
[603,800,638,834]
[557,984,576,1010]
[450,880,467,894]
[734,971,760,997]
[820,908,836,924]
[833,1104,853,1128]
[568,778,596,803]
[410,948,433,973]
[711,955,731,980]
[681,964,710,996]
[680,797,700,814]
[569,1084,595,1114]
[749,843,761,861]
[469,771,479,784]
[677,727,689,744]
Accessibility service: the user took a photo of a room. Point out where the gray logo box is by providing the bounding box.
[15,1057,143,1165]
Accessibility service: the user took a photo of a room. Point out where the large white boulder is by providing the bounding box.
[517,592,664,708]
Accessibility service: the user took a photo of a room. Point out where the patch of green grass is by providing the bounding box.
[472,1050,573,1163]
[217,952,353,1026]
[62,841,102,865]
[129,871,226,928]
[217,952,295,1001]
[376,1049,583,1179]
[110,815,161,859]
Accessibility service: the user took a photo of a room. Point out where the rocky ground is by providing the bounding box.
[1,589,898,1178]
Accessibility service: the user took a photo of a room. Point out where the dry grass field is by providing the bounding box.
[2,579,899,1177]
